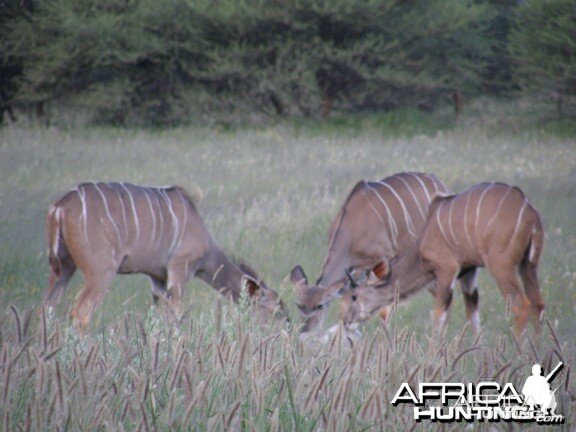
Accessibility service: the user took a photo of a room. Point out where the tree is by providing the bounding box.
[509,0,576,117]
[2,0,500,126]
[0,0,36,124]
[3,0,211,126]
[191,0,497,119]
[481,0,519,95]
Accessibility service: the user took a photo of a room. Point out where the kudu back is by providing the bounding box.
[344,182,545,339]
[290,172,451,335]
[45,182,286,329]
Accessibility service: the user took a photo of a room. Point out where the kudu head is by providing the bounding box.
[289,265,352,334]
[239,263,288,325]
[342,261,392,326]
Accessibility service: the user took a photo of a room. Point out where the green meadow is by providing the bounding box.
[0,102,575,430]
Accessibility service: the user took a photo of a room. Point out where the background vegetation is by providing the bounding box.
[1,0,575,126]
[0,99,575,429]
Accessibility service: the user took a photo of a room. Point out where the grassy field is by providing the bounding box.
[0,102,575,430]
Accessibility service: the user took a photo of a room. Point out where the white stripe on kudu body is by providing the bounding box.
[365,183,399,242]
[160,189,181,251]
[511,200,528,249]
[120,183,141,242]
[44,182,285,330]
[142,188,157,248]
[364,192,388,231]
[93,183,123,246]
[486,187,512,231]
[435,202,453,247]
[150,189,165,251]
[408,172,432,203]
[474,182,495,244]
[447,199,458,246]
[112,184,130,241]
[396,175,426,220]
[291,172,451,336]
[344,182,545,340]
[376,181,417,238]
[175,188,189,247]
[462,191,474,248]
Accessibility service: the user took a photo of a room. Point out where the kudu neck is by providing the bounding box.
[316,248,351,290]
[196,241,244,301]
[383,246,434,303]
[316,272,345,291]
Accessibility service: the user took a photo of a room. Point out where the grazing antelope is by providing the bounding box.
[290,172,451,337]
[45,182,286,330]
[343,182,545,339]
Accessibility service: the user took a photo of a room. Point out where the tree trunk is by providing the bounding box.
[321,92,334,120]
[453,89,463,122]
[269,91,285,116]
[35,101,49,126]
[0,91,16,125]
[556,92,564,118]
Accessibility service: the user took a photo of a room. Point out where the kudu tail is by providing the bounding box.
[527,212,544,266]
[46,205,64,279]
[45,205,77,306]
[519,210,545,326]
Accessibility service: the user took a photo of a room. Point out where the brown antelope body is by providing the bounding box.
[45,182,286,329]
[290,172,451,336]
[344,182,545,339]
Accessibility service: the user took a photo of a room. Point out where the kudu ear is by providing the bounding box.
[290,265,308,286]
[373,261,389,279]
[243,277,261,298]
[369,261,391,285]
[290,265,308,299]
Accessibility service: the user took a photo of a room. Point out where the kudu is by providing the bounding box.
[45,182,286,329]
[290,172,452,337]
[343,182,545,339]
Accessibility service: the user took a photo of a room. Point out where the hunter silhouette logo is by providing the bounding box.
[521,363,562,416]
[391,362,565,424]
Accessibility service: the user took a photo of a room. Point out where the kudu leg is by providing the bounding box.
[164,261,189,320]
[519,260,545,336]
[488,262,531,340]
[149,276,168,305]
[459,267,480,336]
[45,256,77,306]
[432,267,459,339]
[71,269,116,331]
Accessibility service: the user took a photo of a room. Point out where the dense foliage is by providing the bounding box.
[509,0,576,117]
[0,0,574,126]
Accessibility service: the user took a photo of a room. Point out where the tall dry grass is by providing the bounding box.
[1,302,573,430]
